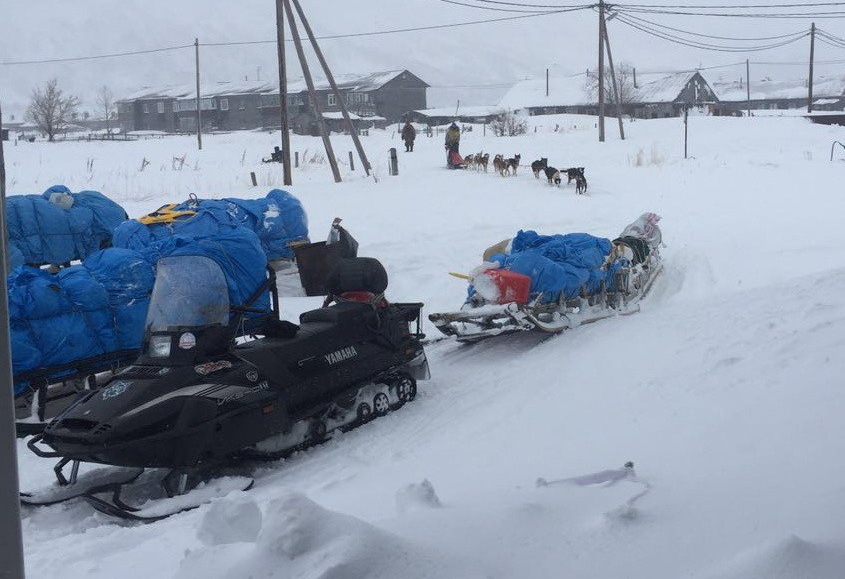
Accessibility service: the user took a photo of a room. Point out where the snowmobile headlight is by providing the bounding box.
[149,335,172,358]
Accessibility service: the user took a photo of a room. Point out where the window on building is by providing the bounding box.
[328,93,336,106]
[362,93,369,103]
[220,98,229,111]
[157,102,165,114]
[238,99,245,110]
[172,101,178,113]
[143,103,150,114]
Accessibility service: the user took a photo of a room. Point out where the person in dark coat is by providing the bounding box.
[444,122,462,168]
[401,121,417,152]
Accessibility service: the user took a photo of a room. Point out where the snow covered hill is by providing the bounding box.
[12,114,845,578]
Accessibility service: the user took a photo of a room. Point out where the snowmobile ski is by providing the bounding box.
[20,465,144,507]
[84,475,255,522]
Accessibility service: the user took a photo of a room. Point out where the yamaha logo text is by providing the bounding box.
[324,346,358,365]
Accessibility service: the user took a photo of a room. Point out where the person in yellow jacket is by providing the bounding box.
[444,122,463,169]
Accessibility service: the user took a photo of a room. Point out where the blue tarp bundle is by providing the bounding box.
[112,189,308,261]
[11,224,269,396]
[6,185,127,268]
[487,230,622,301]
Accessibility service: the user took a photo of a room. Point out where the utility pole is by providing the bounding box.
[282,0,341,183]
[290,0,372,176]
[546,68,549,97]
[195,38,202,151]
[597,0,606,142]
[274,0,292,185]
[601,10,625,140]
[746,59,751,117]
[808,22,816,113]
[684,106,689,159]
[0,102,27,579]
[633,67,638,89]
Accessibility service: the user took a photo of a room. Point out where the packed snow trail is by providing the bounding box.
[12,116,845,578]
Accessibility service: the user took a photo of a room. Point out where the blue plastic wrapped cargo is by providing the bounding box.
[5,185,127,267]
[113,189,308,261]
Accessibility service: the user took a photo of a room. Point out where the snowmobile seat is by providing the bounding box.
[299,301,378,326]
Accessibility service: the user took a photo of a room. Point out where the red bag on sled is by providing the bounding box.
[483,269,531,305]
[448,150,464,167]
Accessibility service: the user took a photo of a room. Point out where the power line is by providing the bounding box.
[616,6,845,18]
[614,13,810,50]
[619,2,845,8]
[203,6,592,47]
[438,0,569,13]
[0,44,192,66]
[616,12,809,40]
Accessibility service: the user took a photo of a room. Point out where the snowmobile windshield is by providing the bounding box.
[146,256,230,332]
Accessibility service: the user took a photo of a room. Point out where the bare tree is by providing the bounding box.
[584,62,637,105]
[96,85,115,135]
[489,110,528,137]
[26,78,80,141]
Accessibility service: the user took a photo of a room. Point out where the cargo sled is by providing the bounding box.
[429,214,663,342]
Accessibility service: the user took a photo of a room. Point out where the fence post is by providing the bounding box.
[348,151,355,172]
[388,147,398,176]
[295,151,300,168]
[250,171,258,186]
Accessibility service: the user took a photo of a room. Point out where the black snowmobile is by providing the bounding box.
[23,254,428,520]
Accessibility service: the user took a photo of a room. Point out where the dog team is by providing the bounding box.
[461,152,587,194]
[530,158,588,194]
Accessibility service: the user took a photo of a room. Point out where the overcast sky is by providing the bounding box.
[1,0,842,118]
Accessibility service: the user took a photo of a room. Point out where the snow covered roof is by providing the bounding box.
[498,72,707,109]
[712,74,845,102]
[414,105,500,118]
[498,75,593,109]
[635,72,700,103]
[117,71,424,104]
[321,112,386,121]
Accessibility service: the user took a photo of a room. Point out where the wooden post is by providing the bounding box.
[602,12,625,140]
[546,68,549,97]
[598,0,606,142]
[684,106,689,159]
[746,59,751,117]
[195,38,202,150]
[808,22,816,113]
[250,171,257,186]
[295,151,300,168]
[274,0,293,185]
[289,0,372,176]
[282,0,341,183]
[0,101,26,579]
[348,151,355,172]
[389,147,398,176]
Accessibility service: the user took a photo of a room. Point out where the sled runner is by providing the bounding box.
[429,214,663,342]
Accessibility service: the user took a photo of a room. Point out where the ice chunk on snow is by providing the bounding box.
[395,479,442,514]
[197,496,262,546]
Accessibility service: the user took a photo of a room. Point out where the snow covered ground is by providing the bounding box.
[10,114,845,578]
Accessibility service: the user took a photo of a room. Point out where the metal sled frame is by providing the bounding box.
[429,254,663,342]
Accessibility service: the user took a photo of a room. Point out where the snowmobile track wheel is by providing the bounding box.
[373,393,390,416]
[356,402,372,422]
[396,376,417,403]
[308,419,327,442]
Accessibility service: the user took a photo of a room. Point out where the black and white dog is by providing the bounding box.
[544,166,561,186]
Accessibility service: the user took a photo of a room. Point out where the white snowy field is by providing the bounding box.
[9,114,845,579]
